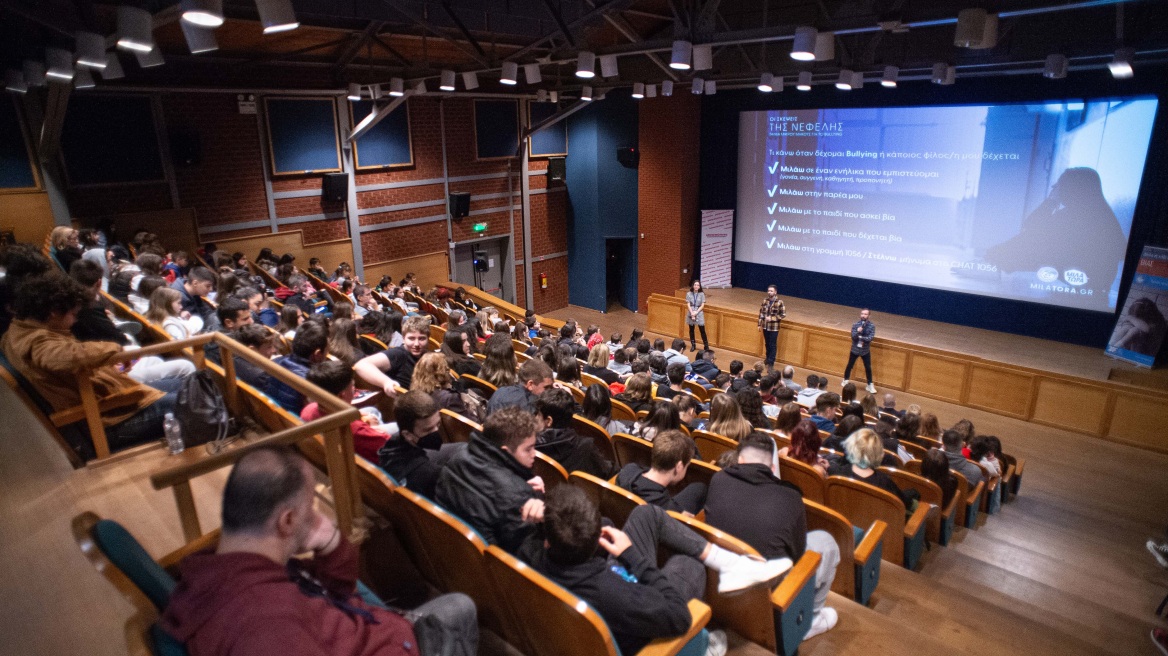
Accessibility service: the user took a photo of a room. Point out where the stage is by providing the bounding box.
[643,287,1168,454]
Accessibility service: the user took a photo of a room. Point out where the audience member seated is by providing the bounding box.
[671,394,705,433]
[0,244,53,335]
[161,446,478,655]
[969,435,1002,512]
[631,400,683,443]
[535,387,616,478]
[841,381,857,406]
[583,343,619,385]
[823,415,863,453]
[171,266,219,331]
[616,429,707,515]
[759,373,779,406]
[300,360,388,464]
[353,316,430,395]
[796,374,822,408]
[50,226,83,272]
[480,333,520,389]
[555,351,584,390]
[268,320,328,413]
[707,393,753,442]
[439,329,479,377]
[662,338,689,369]
[780,366,802,392]
[230,324,278,390]
[327,318,362,367]
[942,428,984,487]
[411,352,470,417]
[609,347,633,378]
[689,349,720,383]
[69,260,136,345]
[614,372,655,414]
[777,419,830,477]
[880,393,905,419]
[893,412,923,451]
[919,448,958,509]
[379,390,466,497]
[277,305,302,340]
[480,356,549,414]
[726,360,746,392]
[919,412,943,441]
[810,392,841,433]
[736,387,772,430]
[951,419,976,456]
[283,274,331,318]
[580,383,630,436]
[2,273,184,456]
[772,402,802,439]
[234,286,279,328]
[828,428,912,505]
[704,433,840,641]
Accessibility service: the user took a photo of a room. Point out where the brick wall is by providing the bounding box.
[637,93,701,312]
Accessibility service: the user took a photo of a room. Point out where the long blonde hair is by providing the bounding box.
[708,393,753,441]
[50,226,76,251]
[146,287,182,325]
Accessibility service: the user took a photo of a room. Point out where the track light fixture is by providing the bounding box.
[116,5,155,53]
[575,51,595,78]
[1109,47,1134,78]
[1043,54,1068,79]
[99,53,125,80]
[599,55,618,78]
[73,67,96,89]
[500,61,518,85]
[758,72,774,92]
[881,65,898,88]
[462,71,479,90]
[256,0,299,33]
[389,78,404,96]
[536,89,547,102]
[581,86,593,101]
[836,69,854,90]
[814,33,835,61]
[180,21,219,54]
[524,63,541,84]
[790,27,816,61]
[439,70,456,91]
[414,80,427,93]
[5,70,27,94]
[691,78,704,94]
[646,84,657,98]
[693,44,712,70]
[631,82,644,99]
[135,47,165,68]
[347,83,362,101]
[670,40,692,70]
[661,80,673,96]
[931,63,955,85]
[45,48,75,81]
[75,32,108,68]
[796,71,812,91]
[180,0,224,27]
[704,80,716,95]
[549,90,558,103]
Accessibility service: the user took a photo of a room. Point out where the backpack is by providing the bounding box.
[459,388,488,424]
[175,370,232,447]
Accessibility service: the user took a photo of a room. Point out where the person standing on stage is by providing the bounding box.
[844,308,877,394]
[756,285,785,374]
[685,280,709,353]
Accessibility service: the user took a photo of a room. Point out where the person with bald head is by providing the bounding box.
[162,446,478,656]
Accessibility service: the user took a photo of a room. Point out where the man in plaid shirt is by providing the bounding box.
[756,285,786,373]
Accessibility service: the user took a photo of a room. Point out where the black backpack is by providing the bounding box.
[176,370,232,446]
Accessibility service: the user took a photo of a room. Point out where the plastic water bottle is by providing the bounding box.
[163,413,185,455]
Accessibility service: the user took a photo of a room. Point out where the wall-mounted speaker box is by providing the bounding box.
[322,173,348,202]
[616,147,639,169]
[169,129,201,167]
[449,191,471,218]
[547,156,566,181]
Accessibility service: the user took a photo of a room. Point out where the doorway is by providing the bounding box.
[452,237,513,304]
[605,238,637,312]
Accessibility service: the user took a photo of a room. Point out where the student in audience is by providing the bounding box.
[284,274,331,318]
[624,328,643,349]
[479,332,520,389]
[690,349,720,383]
[352,284,381,317]
[810,393,840,433]
[780,366,801,392]
[301,360,388,464]
[353,315,430,395]
[635,338,651,360]
[161,446,478,655]
[614,372,655,414]
[616,429,707,515]
[893,413,923,448]
[50,226,83,272]
[824,415,863,453]
[172,266,220,331]
[759,373,779,406]
[736,387,772,430]
[772,402,802,439]
[440,329,480,377]
[486,359,554,416]
[708,393,753,442]
[230,324,277,391]
[2,273,184,457]
[277,305,303,340]
[357,310,403,352]
[969,435,1002,512]
[704,432,840,641]
[777,419,830,476]
[306,257,328,281]
[726,360,744,389]
[649,361,683,400]
[712,372,731,392]
[234,286,279,328]
[212,270,239,304]
[581,383,630,436]
[535,387,616,478]
[672,393,705,433]
[411,352,469,417]
[378,390,468,496]
[128,255,164,312]
[453,287,478,311]
[859,394,879,419]
[555,350,584,390]
[661,338,689,370]
[79,229,110,281]
[829,428,910,504]
[796,374,821,408]
[609,346,633,377]
[332,301,355,322]
[68,260,134,345]
[919,413,943,441]
[919,448,958,509]
[951,419,976,453]
[0,244,53,335]
[583,343,619,384]
[268,320,329,413]
[216,297,254,333]
[327,318,362,367]
[880,393,904,419]
[148,287,203,340]
[630,400,683,443]
[841,382,857,405]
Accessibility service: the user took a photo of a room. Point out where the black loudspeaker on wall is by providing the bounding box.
[321,173,348,202]
[616,147,639,169]
[547,157,566,181]
[169,130,201,167]
[449,191,471,218]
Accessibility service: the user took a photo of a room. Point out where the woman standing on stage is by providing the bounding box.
[685,280,709,352]
[757,284,786,373]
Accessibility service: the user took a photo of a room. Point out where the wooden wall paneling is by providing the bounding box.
[647,295,685,337]
[212,230,302,262]
[0,191,55,245]
[870,344,909,390]
[1031,379,1110,435]
[1106,393,1168,451]
[302,239,356,272]
[110,208,201,254]
[364,251,449,288]
[776,325,806,366]
[803,331,851,377]
[905,353,969,404]
[718,312,764,356]
[966,364,1036,419]
[700,310,721,350]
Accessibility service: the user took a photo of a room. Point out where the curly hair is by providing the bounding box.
[12,272,89,322]
[411,352,453,395]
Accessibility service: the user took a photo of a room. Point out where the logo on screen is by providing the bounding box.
[1063,269,1088,286]
[1037,267,1059,283]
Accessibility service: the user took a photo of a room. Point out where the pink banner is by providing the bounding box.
[700,209,734,288]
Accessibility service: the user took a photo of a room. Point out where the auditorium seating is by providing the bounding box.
[879,467,958,547]
[568,470,645,529]
[610,399,637,422]
[459,374,497,400]
[439,408,481,444]
[612,432,653,470]
[803,500,885,605]
[691,430,737,464]
[571,415,618,465]
[533,451,569,492]
[826,476,931,570]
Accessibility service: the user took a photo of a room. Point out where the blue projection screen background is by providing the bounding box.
[735,98,1158,313]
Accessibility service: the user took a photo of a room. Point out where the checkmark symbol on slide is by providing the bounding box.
[767,238,776,248]
[768,162,779,174]
[767,203,777,214]
[767,185,778,197]
[767,220,777,231]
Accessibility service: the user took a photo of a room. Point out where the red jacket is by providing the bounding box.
[161,538,418,656]
[300,402,388,464]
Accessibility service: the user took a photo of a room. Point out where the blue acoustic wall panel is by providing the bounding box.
[61,94,164,186]
[474,99,519,159]
[351,100,413,169]
[529,102,568,157]
[265,97,342,175]
[0,98,37,190]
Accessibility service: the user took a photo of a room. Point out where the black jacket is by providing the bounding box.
[71,300,130,345]
[537,427,616,479]
[828,461,910,506]
[436,433,542,563]
[704,464,806,561]
[615,464,682,512]
[540,547,691,656]
[613,394,654,415]
[690,359,720,381]
[582,364,619,385]
[379,436,442,498]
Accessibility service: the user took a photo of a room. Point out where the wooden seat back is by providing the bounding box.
[439,408,481,444]
[429,323,447,343]
[0,359,86,469]
[459,374,497,400]
[580,372,606,389]
[682,380,708,401]
[559,383,586,404]
[880,466,955,546]
[533,451,569,493]
[900,440,930,462]
[671,459,718,498]
[825,475,928,570]
[803,500,885,605]
[692,430,737,464]
[571,415,618,465]
[609,399,637,422]
[568,471,645,528]
[611,432,653,470]
[511,339,529,354]
[777,456,826,504]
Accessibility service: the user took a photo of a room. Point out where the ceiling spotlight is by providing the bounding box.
[693,44,712,70]
[117,5,155,52]
[814,32,835,61]
[5,70,27,94]
[1043,54,1068,79]
[180,21,219,54]
[836,69,854,90]
[661,80,673,96]
[370,84,382,100]
[691,77,704,94]
[881,65,898,87]
[758,72,774,92]
[1109,47,1134,79]
[75,32,108,69]
[796,70,812,91]
[670,40,692,70]
[73,67,96,89]
[581,85,593,101]
[549,90,558,103]
[704,80,716,95]
[181,0,224,27]
[646,84,656,98]
[135,47,165,68]
[256,0,299,33]
[954,8,997,49]
[99,53,124,80]
[23,61,46,86]
[632,82,644,99]
[932,63,955,85]
[576,51,595,78]
[45,48,75,81]
[536,89,547,102]
[524,63,541,84]
[791,27,817,61]
[347,83,362,101]
[439,70,456,91]
[500,61,518,85]
[462,71,479,90]
[414,80,427,93]
[599,55,618,78]
[389,78,404,96]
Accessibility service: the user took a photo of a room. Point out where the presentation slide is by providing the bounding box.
[736,98,1159,312]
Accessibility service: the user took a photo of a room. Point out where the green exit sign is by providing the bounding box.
[472,222,488,233]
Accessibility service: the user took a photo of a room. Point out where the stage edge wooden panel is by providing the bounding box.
[646,293,1168,453]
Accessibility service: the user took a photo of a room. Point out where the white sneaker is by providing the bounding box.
[705,629,728,656]
[802,607,838,641]
[717,557,792,593]
[865,383,877,394]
